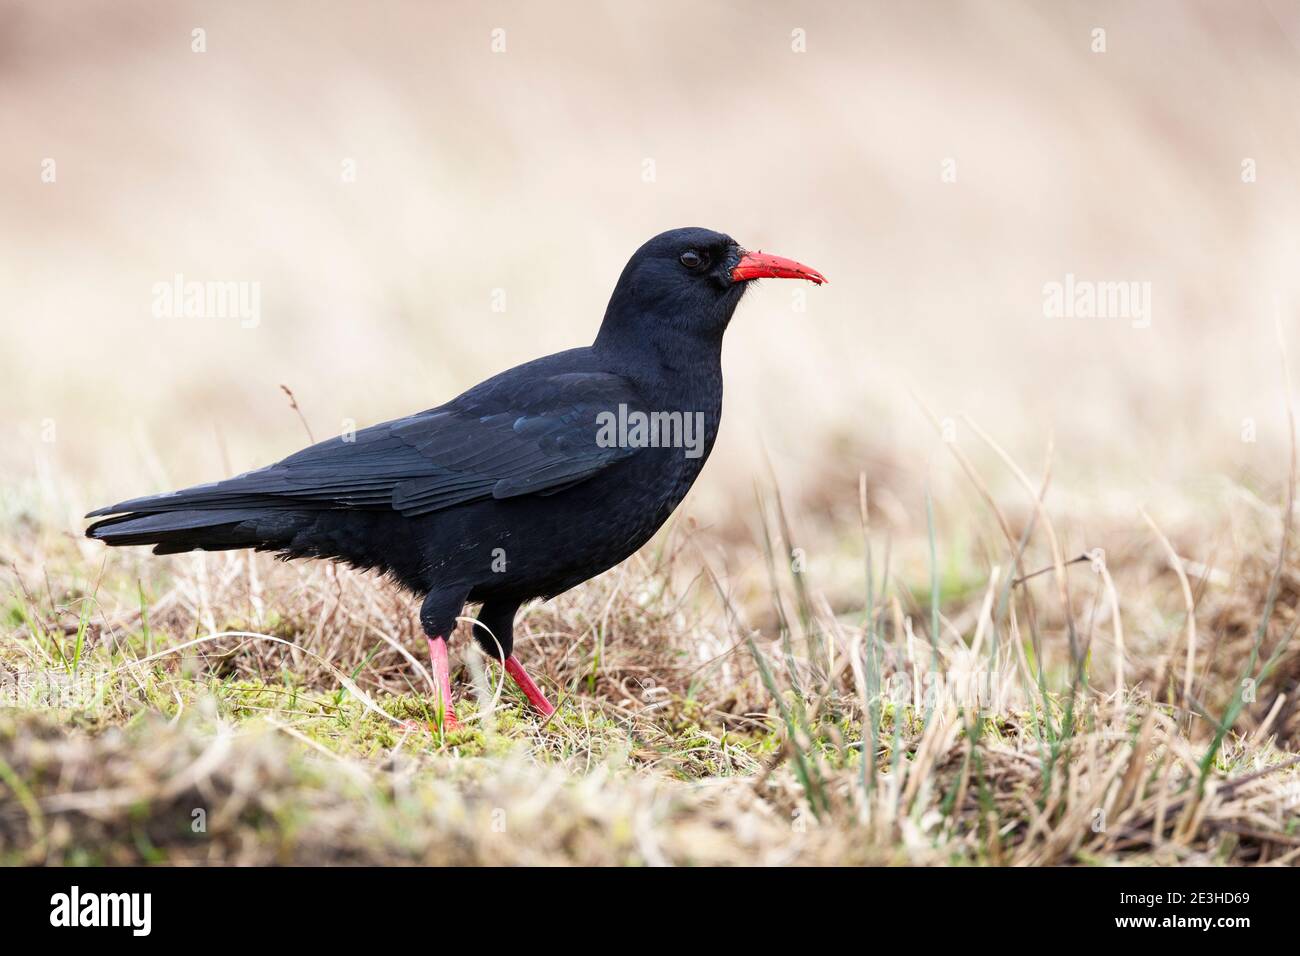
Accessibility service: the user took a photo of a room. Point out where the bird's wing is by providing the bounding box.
[87,372,642,518]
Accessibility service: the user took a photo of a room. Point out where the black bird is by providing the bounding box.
[87,227,825,728]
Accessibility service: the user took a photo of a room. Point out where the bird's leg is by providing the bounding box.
[473,598,555,719]
[503,655,556,718]
[426,635,461,731]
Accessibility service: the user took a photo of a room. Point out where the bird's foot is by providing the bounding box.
[504,654,557,718]
[397,712,461,736]
[425,634,462,732]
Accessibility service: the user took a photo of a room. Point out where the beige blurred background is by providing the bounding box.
[3,0,1299,558]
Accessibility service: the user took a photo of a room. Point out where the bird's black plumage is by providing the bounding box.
[87,227,823,671]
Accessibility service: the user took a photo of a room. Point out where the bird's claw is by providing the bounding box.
[397,710,461,737]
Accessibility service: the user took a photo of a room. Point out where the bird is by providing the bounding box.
[86,227,825,730]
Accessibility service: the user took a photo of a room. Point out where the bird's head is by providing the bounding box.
[595,226,825,357]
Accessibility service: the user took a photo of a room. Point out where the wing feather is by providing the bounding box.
[87,369,641,519]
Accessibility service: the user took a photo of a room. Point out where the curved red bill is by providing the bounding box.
[731,250,826,285]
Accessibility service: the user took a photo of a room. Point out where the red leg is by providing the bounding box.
[503,655,556,718]
[426,635,461,731]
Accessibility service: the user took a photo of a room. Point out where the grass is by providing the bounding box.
[4,419,1300,866]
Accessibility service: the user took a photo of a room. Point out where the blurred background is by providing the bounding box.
[3,0,1299,577]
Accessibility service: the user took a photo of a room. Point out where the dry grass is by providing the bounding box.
[4,424,1300,865]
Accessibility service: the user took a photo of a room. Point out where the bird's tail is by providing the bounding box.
[86,507,309,556]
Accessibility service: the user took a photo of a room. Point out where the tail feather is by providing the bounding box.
[86,508,307,555]
[85,470,285,519]
[86,494,420,590]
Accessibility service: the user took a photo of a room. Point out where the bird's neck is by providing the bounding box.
[593,328,723,397]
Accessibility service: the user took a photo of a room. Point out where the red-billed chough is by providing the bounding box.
[87,227,825,729]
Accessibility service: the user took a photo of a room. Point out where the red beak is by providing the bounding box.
[731,250,826,285]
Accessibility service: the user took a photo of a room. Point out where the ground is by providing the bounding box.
[4,447,1300,866]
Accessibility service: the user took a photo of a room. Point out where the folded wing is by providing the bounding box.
[87,371,641,520]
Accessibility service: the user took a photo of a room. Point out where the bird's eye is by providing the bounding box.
[679,250,705,270]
